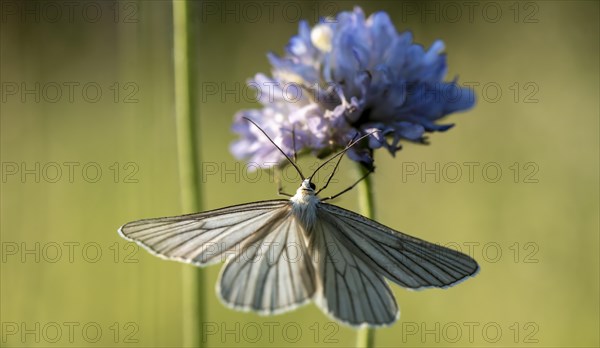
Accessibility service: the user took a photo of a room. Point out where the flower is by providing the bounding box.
[231,7,475,168]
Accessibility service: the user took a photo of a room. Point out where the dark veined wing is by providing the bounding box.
[118,200,291,266]
[318,203,480,290]
[218,208,317,314]
[310,216,399,327]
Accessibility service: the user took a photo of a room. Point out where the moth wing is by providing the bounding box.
[118,200,290,266]
[310,216,399,327]
[319,203,479,290]
[218,208,317,314]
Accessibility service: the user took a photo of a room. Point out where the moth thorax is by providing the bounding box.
[290,189,318,231]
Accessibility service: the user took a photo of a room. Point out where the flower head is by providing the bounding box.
[231,7,475,168]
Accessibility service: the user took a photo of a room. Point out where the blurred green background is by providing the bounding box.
[1,0,598,347]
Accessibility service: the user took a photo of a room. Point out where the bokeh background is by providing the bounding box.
[1,0,598,347]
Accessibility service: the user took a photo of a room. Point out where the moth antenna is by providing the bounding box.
[243,117,305,180]
[316,135,357,195]
[309,130,379,180]
[321,166,374,202]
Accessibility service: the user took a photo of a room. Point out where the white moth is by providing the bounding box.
[118,119,479,328]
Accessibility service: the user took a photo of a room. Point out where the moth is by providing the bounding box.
[118,118,479,327]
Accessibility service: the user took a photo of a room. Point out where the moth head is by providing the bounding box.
[301,178,316,192]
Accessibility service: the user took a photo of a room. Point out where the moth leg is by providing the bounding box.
[321,166,374,201]
[291,125,298,163]
[316,135,357,195]
[275,168,292,197]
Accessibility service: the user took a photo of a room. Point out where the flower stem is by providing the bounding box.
[173,1,204,347]
[355,163,376,348]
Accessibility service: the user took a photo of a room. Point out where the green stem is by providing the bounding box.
[355,163,376,348]
[173,1,204,347]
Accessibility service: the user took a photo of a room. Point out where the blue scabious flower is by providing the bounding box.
[231,7,475,167]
